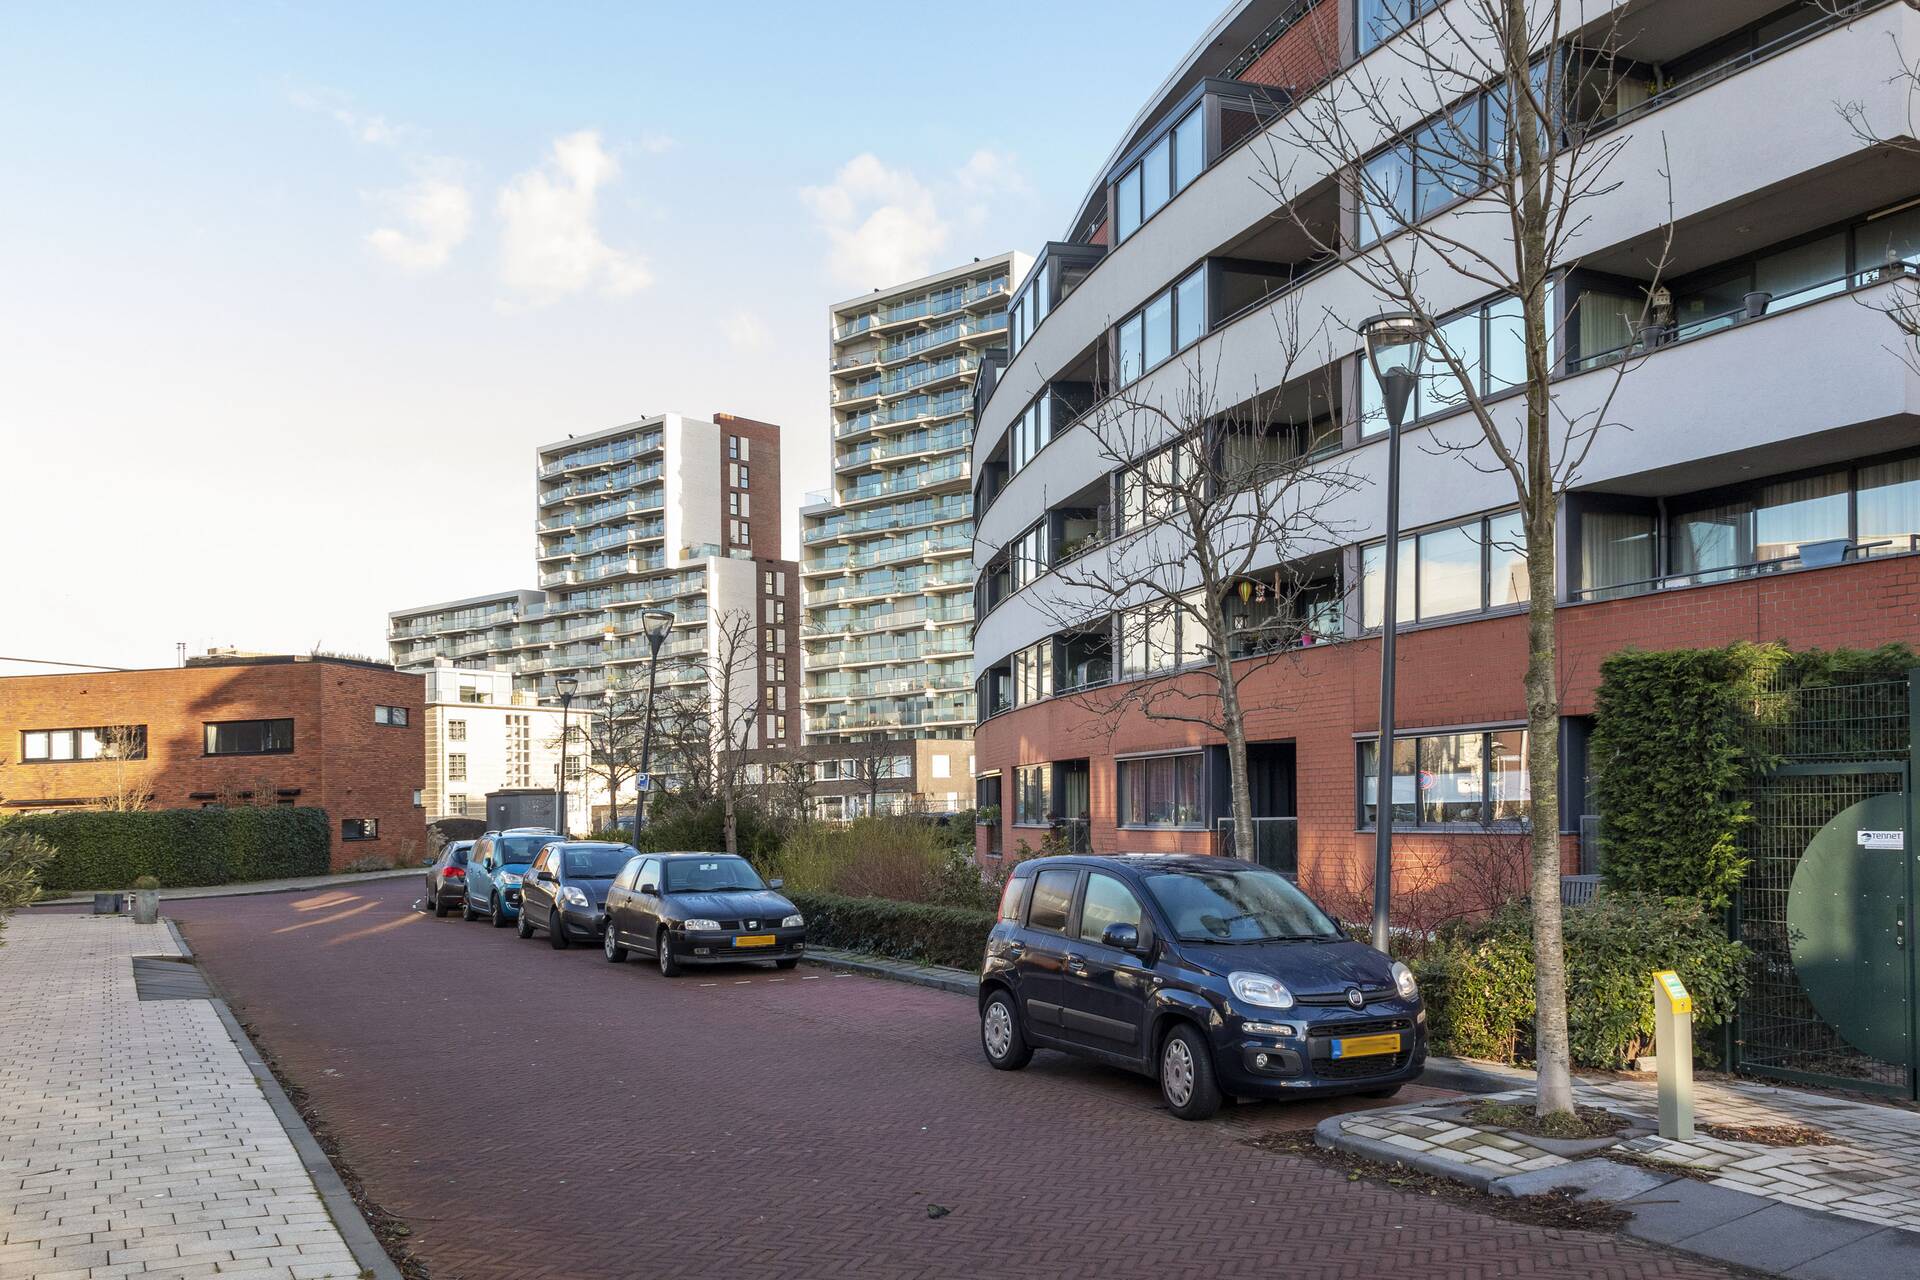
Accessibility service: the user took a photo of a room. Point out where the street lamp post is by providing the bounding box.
[1361,312,1431,954]
[556,674,579,834]
[634,608,675,833]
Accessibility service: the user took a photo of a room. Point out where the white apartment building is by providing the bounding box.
[420,665,606,832]
[800,255,1028,811]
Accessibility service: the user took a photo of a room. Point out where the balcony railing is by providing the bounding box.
[538,431,663,479]
[836,390,973,438]
[1213,817,1299,876]
[1570,536,1920,605]
[804,499,971,543]
[882,313,1007,364]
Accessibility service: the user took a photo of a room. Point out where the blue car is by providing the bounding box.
[978,855,1426,1120]
[462,828,556,927]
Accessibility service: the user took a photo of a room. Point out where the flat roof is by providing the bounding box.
[828,251,1024,316]
[389,588,543,621]
[1,653,409,679]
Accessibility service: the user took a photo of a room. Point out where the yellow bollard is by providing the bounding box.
[1653,970,1694,1140]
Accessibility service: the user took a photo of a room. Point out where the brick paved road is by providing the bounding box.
[171,881,1731,1280]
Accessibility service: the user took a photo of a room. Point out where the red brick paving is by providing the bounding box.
[170,881,1731,1280]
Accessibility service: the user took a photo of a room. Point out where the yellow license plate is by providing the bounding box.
[733,934,776,948]
[1332,1033,1401,1059]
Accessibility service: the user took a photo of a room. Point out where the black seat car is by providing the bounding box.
[423,840,474,917]
[602,852,806,976]
[978,855,1426,1120]
[515,840,636,949]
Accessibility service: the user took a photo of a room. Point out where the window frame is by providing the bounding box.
[1360,508,1529,630]
[1115,751,1207,830]
[341,817,380,842]
[374,704,409,727]
[19,725,148,763]
[1354,726,1530,831]
[204,718,295,757]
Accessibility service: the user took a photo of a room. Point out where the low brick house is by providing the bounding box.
[0,655,427,869]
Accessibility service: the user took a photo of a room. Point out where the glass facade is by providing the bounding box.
[1359,729,1528,828]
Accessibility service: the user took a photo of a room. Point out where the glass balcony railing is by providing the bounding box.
[835,390,973,438]
[834,354,981,403]
[538,460,664,505]
[837,457,970,506]
[835,424,972,471]
[881,313,1007,364]
[805,497,971,543]
[388,606,521,638]
[540,521,666,559]
[537,431,664,479]
[805,567,976,605]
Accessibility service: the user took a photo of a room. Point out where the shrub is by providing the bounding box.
[774,817,995,911]
[1412,891,1745,1069]
[787,889,995,970]
[131,875,160,891]
[13,808,331,891]
[428,817,486,850]
[633,797,781,861]
[0,826,55,916]
[588,826,634,843]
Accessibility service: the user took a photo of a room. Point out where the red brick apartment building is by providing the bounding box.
[0,655,427,867]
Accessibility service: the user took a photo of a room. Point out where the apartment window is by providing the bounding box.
[448,795,469,817]
[1012,641,1052,706]
[459,685,485,704]
[1010,523,1048,591]
[342,818,379,842]
[730,462,749,488]
[374,705,409,727]
[448,719,467,741]
[20,725,147,762]
[1117,753,1204,828]
[1357,291,1551,436]
[205,719,294,756]
[565,724,584,745]
[738,436,750,462]
[1672,471,1851,582]
[1118,591,1205,676]
[730,491,751,517]
[1357,0,1442,54]
[1013,763,1053,826]
[765,656,786,682]
[1359,729,1528,828]
[448,754,468,782]
[564,757,584,781]
[1112,104,1204,245]
[770,599,786,623]
[1362,509,1528,628]
[1115,264,1207,387]
[930,754,951,780]
[728,435,741,459]
[763,569,785,596]
[1008,394,1052,473]
[730,518,750,547]
[1118,438,1197,532]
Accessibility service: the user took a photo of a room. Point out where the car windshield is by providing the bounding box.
[495,834,550,863]
[664,857,765,893]
[1142,867,1340,943]
[562,845,634,878]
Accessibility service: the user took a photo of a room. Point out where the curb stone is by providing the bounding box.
[1313,1113,1507,1191]
[803,946,980,995]
[32,865,420,907]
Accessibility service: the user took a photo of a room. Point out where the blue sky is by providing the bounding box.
[0,1,1209,671]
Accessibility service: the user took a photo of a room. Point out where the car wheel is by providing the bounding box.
[604,924,628,964]
[492,896,510,928]
[548,909,570,950]
[433,889,451,918]
[1361,1084,1403,1100]
[657,929,681,977]
[516,908,534,939]
[462,894,479,922]
[775,957,800,971]
[1159,1023,1222,1121]
[981,990,1032,1071]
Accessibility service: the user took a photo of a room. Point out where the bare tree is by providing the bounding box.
[95,725,152,812]
[582,687,648,835]
[697,609,765,855]
[989,303,1356,865]
[852,742,906,817]
[760,746,816,830]
[1252,0,1674,1116]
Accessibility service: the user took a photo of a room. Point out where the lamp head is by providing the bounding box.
[1360,312,1431,430]
[642,608,674,650]
[557,675,579,700]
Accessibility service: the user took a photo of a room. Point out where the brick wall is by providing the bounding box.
[0,658,427,870]
[974,556,1920,894]
[714,412,784,561]
[1237,0,1341,93]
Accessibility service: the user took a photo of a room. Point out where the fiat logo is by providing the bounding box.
[1345,987,1364,1009]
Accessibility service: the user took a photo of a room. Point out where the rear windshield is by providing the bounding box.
[1143,867,1339,942]
[562,845,635,878]
[449,845,471,865]
[495,834,550,863]
[664,857,764,893]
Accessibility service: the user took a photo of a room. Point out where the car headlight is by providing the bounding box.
[1228,971,1295,1009]
[560,885,591,909]
[1392,961,1419,1000]
[782,913,804,929]
[498,872,523,887]
[682,917,721,931]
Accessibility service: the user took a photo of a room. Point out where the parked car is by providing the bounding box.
[602,852,806,975]
[424,840,474,917]
[977,855,1426,1120]
[462,828,556,927]
[516,840,636,949]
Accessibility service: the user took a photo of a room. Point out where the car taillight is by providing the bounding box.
[444,867,465,878]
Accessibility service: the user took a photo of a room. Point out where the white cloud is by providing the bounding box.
[955,148,1026,195]
[723,310,768,351]
[366,176,472,271]
[636,131,677,155]
[800,154,951,291]
[496,131,653,305]
[287,85,410,147]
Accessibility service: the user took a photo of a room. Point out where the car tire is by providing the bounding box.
[657,929,681,978]
[492,896,510,928]
[433,890,451,918]
[549,910,570,950]
[516,909,534,939]
[1159,1023,1223,1121]
[1361,1084,1403,1100]
[604,925,628,964]
[775,958,800,971]
[463,895,479,922]
[980,990,1032,1071]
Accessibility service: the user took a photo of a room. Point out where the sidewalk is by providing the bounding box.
[31,867,418,908]
[1320,1071,1920,1277]
[0,913,392,1279]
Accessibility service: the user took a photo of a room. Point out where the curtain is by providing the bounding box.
[1576,289,1639,366]
[1579,509,1656,598]
[1857,457,1920,553]
[1754,471,1848,561]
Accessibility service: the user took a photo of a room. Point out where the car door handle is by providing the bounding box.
[1065,953,1089,976]
[1003,941,1024,957]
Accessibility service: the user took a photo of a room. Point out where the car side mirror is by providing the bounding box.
[639,882,658,895]
[536,870,555,883]
[768,877,785,890]
[1102,922,1143,953]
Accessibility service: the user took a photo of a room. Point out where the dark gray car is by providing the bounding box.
[424,840,474,916]
[516,841,636,949]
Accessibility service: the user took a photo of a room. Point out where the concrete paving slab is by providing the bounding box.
[1674,1201,1885,1273]
[1618,1179,1773,1244]
[1785,1225,1920,1279]
[1491,1157,1676,1202]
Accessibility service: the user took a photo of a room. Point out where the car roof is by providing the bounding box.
[647,851,745,859]
[1011,854,1251,877]
[556,840,633,850]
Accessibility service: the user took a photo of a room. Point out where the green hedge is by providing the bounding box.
[12,808,332,891]
[1413,892,1745,1069]
[788,889,994,971]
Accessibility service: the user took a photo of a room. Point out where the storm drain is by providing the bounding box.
[131,956,214,1001]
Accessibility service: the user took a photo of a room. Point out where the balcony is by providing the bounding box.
[835,389,973,440]
[882,313,1008,365]
[537,431,664,479]
[803,497,971,544]
[837,457,971,507]
[835,424,973,472]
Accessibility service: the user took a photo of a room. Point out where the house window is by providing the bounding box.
[1357,289,1554,437]
[1114,264,1207,387]
[448,754,467,782]
[1013,764,1053,826]
[1362,509,1528,628]
[564,757,584,780]
[448,719,467,741]
[374,705,409,727]
[448,794,469,816]
[1358,729,1529,827]
[1012,641,1052,705]
[342,818,379,842]
[1111,103,1204,245]
[976,774,1003,854]
[20,725,147,762]
[1116,753,1204,828]
[205,719,294,756]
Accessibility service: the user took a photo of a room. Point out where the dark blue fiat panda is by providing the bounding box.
[978,855,1425,1119]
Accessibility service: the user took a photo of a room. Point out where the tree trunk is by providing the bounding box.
[723,790,738,855]
[1524,511,1573,1116]
[1215,636,1255,862]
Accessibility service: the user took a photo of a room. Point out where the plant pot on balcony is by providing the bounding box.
[1636,322,1666,350]
[1743,291,1773,319]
